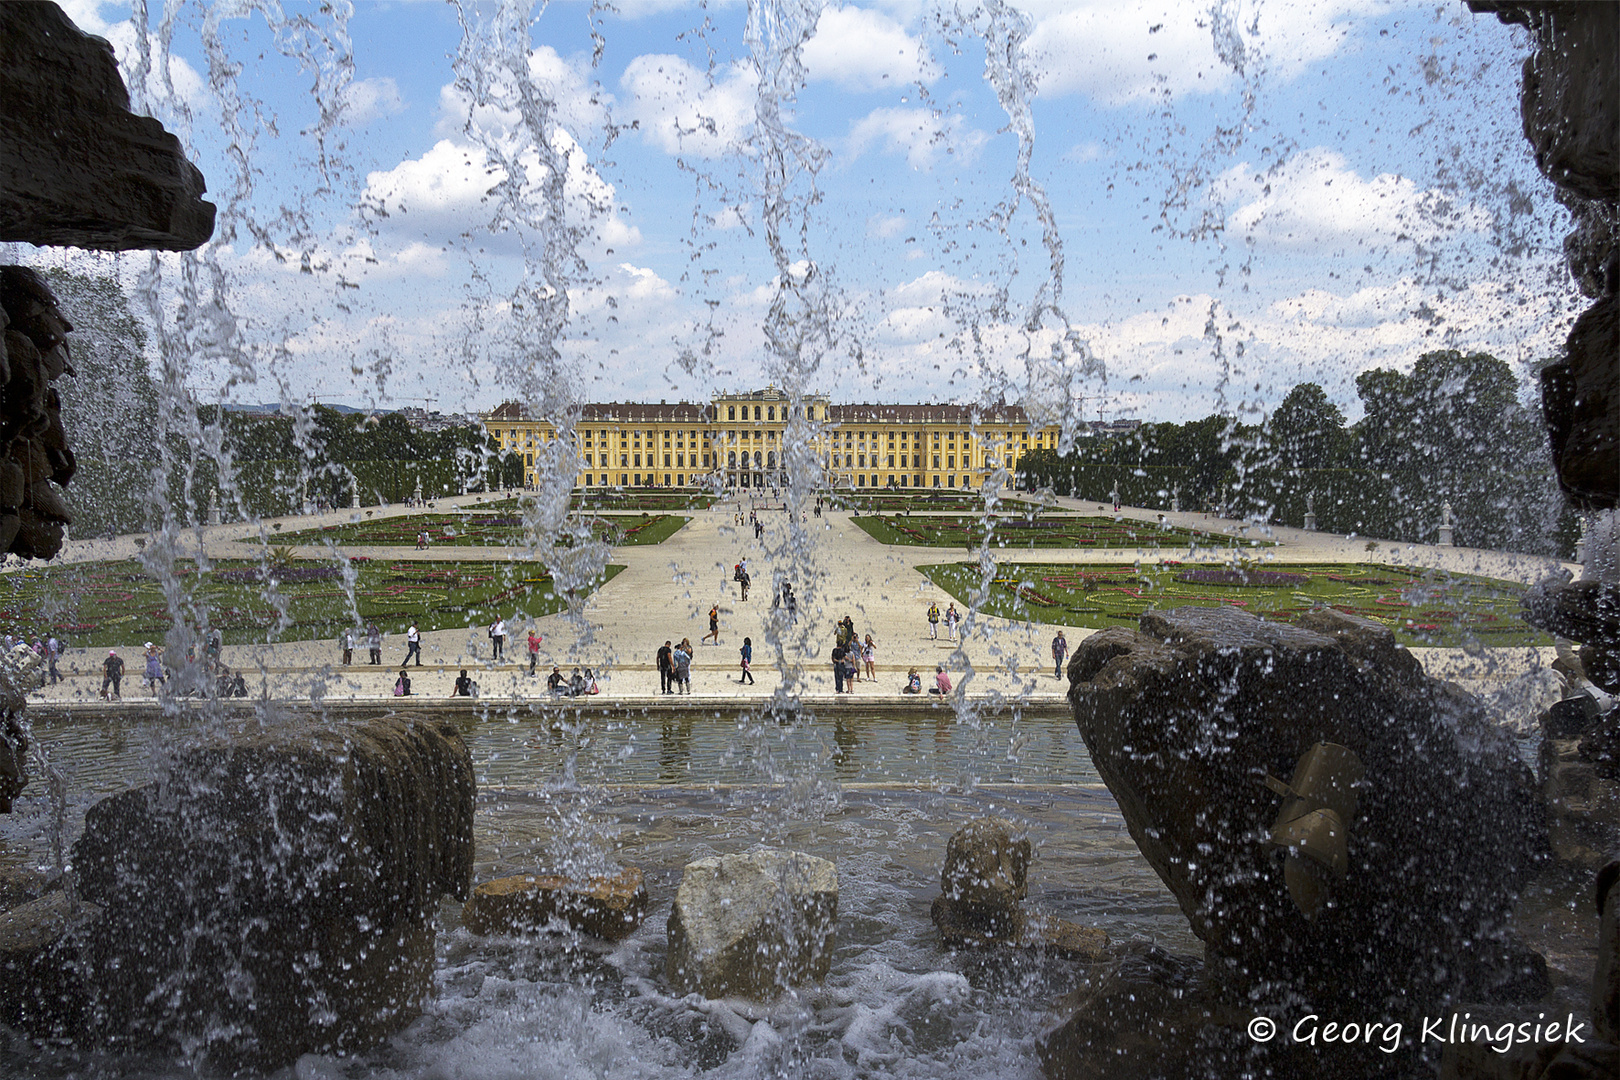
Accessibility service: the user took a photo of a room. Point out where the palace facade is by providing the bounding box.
[483,387,1063,491]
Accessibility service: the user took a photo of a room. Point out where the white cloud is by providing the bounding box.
[358,130,640,253]
[1217,148,1494,250]
[846,107,988,169]
[1019,0,1374,107]
[620,55,756,158]
[342,77,406,125]
[801,5,938,92]
[868,214,908,238]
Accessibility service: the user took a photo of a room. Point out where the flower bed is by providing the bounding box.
[1175,569,1308,588]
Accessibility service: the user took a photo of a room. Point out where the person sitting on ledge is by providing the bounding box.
[569,667,587,696]
[453,669,474,696]
[394,669,412,696]
[547,665,566,693]
[903,667,922,694]
[928,665,952,696]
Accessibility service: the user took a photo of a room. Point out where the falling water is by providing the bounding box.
[0,0,1597,1076]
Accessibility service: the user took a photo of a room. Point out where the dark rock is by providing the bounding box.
[1066,606,1546,1005]
[1598,858,1618,1044]
[940,817,1030,909]
[0,891,99,1038]
[463,868,648,941]
[0,3,215,251]
[931,893,1024,947]
[68,715,474,1071]
[0,712,24,812]
[0,864,54,910]
[1539,295,1618,511]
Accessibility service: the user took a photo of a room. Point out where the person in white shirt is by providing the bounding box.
[490,618,507,661]
[405,624,422,666]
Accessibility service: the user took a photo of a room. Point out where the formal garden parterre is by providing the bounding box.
[919,561,1547,647]
[851,513,1270,550]
[0,558,624,647]
[276,512,688,548]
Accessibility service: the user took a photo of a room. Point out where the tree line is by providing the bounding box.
[1016,350,1574,557]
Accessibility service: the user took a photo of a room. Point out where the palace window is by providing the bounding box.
[767,406,775,421]
[933,455,941,468]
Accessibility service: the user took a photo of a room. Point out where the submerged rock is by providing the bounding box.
[665,849,837,999]
[65,715,474,1070]
[464,868,648,941]
[1066,606,1546,1004]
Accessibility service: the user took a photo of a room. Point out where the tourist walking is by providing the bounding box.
[831,645,846,694]
[673,639,692,694]
[739,570,750,602]
[944,604,960,641]
[1051,630,1068,679]
[367,623,382,665]
[341,627,354,666]
[45,635,59,684]
[527,630,542,675]
[205,628,222,669]
[927,602,940,639]
[143,642,166,695]
[657,641,673,694]
[405,624,422,666]
[739,637,754,684]
[100,649,123,700]
[489,617,506,661]
[785,587,798,625]
[862,634,876,681]
[703,604,721,645]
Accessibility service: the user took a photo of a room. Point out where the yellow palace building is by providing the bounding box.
[483,387,1063,492]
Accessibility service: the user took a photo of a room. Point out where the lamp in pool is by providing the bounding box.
[1264,742,1364,918]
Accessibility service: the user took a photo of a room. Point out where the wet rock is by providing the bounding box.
[932,817,1029,944]
[1542,734,1620,870]
[1599,858,1619,1044]
[0,891,98,1037]
[0,865,54,910]
[67,715,474,1070]
[665,849,837,999]
[1066,606,1546,1005]
[463,868,648,941]
[0,3,216,251]
[1539,297,1619,513]
[1019,915,1110,961]
[0,712,24,812]
[0,267,81,561]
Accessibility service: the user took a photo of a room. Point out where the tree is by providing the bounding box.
[1265,383,1347,470]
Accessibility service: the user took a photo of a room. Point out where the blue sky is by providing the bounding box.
[34,1,1576,426]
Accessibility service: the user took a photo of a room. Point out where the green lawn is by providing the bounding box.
[918,561,1546,647]
[0,559,624,647]
[277,512,687,548]
[851,513,1265,550]
[832,491,992,513]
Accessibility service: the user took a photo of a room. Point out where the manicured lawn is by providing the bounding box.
[833,492,992,513]
[0,559,624,647]
[277,512,687,548]
[851,513,1262,550]
[918,561,1546,647]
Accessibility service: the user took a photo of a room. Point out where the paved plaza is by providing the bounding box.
[17,492,1574,710]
